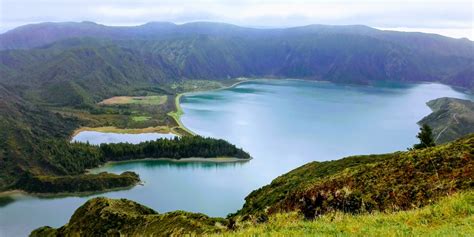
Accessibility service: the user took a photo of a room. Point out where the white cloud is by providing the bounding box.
[1,0,472,39]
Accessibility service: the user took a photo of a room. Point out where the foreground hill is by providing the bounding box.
[219,191,473,236]
[31,134,474,236]
[31,197,228,237]
[235,134,473,219]
[419,97,474,144]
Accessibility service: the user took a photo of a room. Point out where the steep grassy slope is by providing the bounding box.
[419,97,474,144]
[220,191,474,236]
[31,197,228,236]
[0,42,178,107]
[31,134,474,236]
[235,134,473,220]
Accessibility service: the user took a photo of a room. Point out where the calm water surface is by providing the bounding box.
[72,131,176,145]
[1,80,472,236]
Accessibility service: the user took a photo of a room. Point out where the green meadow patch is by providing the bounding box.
[99,96,167,106]
[131,116,151,122]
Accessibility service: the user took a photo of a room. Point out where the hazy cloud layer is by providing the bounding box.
[1,0,472,39]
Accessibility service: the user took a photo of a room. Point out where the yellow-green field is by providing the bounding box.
[131,116,151,122]
[220,191,474,237]
[98,96,167,105]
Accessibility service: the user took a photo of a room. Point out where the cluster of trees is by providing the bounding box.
[16,171,139,193]
[100,136,251,161]
[13,136,249,193]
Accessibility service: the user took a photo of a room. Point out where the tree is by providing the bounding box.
[413,124,435,149]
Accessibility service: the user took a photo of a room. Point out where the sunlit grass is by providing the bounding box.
[220,191,474,236]
[131,116,151,122]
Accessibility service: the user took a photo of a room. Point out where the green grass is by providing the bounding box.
[221,191,474,236]
[167,93,196,136]
[169,80,224,93]
[235,134,474,219]
[131,116,151,122]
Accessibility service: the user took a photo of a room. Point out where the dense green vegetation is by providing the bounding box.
[5,136,249,193]
[412,124,436,149]
[1,21,472,193]
[419,97,474,144]
[100,136,250,161]
[234,134,473,221]
[1,23,473,112]
[15,172,139,194]
[31,135,474,236]
[0,62,248,194]
[219,191,474,236]
[31,197,228,237]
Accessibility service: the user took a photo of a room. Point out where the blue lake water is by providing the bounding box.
[72,131,176,145]
[0,79,472,236]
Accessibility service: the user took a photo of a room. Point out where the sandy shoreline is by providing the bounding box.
[169,78,253,135]
[71,78,253,138]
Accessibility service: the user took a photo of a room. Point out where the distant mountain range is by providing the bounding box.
[0,22,473,108]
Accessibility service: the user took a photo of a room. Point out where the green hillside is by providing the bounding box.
[31,197,228,237]
[0,81,249,193]
[235,134,473,220]
[1,23,473,112]
[30,134,474,236]
[419,97,474,144]
[219,191,474,236]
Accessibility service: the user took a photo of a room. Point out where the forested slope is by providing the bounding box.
[1,22,473,111]
[31,134,474,236]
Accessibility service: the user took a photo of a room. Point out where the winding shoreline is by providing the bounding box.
[169,78,253,136]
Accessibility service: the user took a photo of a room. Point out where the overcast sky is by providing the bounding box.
[1,0,472,39]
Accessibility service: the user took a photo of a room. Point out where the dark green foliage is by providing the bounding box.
[233,154,392,218]
[8,136,249,193]
[31,197,228,236]
[100,136,250,161]
[1,22,473,112]
[413,124,436,149]
[235,134,474,221]
[281,135,473,219]
[15,172,139,193]
[30,134,474,236]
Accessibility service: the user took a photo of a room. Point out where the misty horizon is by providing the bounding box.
[2,20,472,41]
[1,0,472,39]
